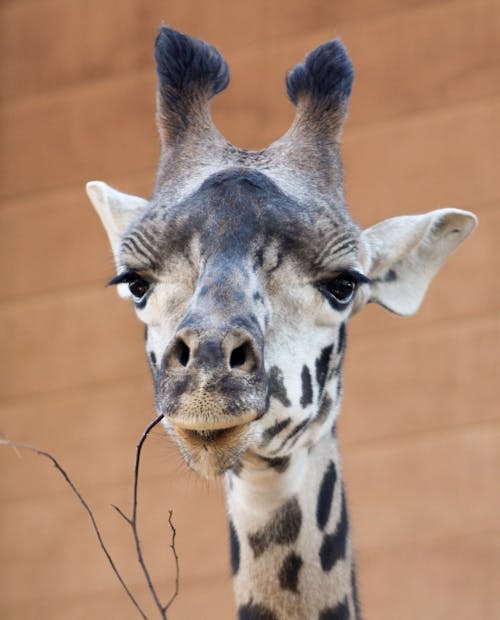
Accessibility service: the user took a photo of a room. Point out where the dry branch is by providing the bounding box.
[165,510,180,611]
[1,414,179,619]
[113,413,178,618]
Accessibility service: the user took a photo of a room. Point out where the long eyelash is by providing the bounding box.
[318,270,372,288]
[106,271,136,287]
[341,270,372,285]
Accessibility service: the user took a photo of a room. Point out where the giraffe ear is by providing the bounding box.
[86,181,148,260]
[361,208,477,316]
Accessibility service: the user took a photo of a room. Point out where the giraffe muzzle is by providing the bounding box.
[157,325,268,475]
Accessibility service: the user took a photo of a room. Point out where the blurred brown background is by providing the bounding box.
[0,1,499,618]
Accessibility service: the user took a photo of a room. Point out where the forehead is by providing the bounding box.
[120,169,360,275]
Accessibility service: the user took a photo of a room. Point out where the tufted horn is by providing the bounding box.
[153,28,231,198]
[285,39,353,141]
[155,27,229,145]
[264,39,354,203]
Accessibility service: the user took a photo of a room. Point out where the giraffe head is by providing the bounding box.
[87,28,476,479]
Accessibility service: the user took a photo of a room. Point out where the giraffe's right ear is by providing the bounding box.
[86,181,148,261]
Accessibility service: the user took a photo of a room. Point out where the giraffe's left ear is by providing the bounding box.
[360,208,477,316]
[86,180,148,261]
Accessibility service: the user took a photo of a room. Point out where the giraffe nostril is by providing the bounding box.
[230,343,247,368]
[174,339,190,367]
[229,340,256,371]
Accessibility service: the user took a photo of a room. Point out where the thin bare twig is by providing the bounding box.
[0,437,147,620]
[2,415,180,619]
[164,510,180,612]
[113,414,179,618]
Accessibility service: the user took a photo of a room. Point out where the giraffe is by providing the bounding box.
[86,28,476,619]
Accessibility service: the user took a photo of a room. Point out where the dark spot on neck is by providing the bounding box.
[238,601,279,620]
[300,365,313,408]
[319,490,348,571]
[261,417,291,447]
[248,497,302,558]
[333,324,347,376]
[318,597,350,620]
[312,392,333,426]
[229,519,240,575]
[258,455,291,473]
[316,461,337,531]
[278,551,303,593]
[268,366,291,407]
[275,417,311,453]
[316,345,333,395]
[337,323,346,356]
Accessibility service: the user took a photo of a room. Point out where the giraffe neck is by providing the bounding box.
[225,431,360,619]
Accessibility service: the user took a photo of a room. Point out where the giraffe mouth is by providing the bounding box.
[161,389,266,477]
[170,409,258,431]
[172,420,250,449]
[184,427,237,444]
[169,419,253,477]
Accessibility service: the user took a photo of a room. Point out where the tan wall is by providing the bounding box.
[1,1,498,618]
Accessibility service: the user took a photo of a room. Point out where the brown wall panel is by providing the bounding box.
[0,75,158,200]
[342,314,500,442]
[1,1,497,619]
[344,97,500,217]
[344,422,500,548]
[0,289,144,399]
[0,0,443,102]
[0,576,235,620]
[358,532,500,620]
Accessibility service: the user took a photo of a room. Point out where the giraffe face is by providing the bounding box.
[87,28,476,479]
[113,168,364,477]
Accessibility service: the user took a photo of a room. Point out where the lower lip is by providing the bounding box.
[173,423,248,448]
[185,427,235,444]
[171,409,258,431]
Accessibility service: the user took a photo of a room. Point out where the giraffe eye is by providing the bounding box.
[107,271,151,302]
[318,271,370,310]
[128,275,150,300]
[321,276,356,305]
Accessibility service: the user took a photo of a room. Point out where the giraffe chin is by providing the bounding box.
[170,420,252,479]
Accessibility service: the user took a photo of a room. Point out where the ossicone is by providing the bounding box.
[154,27,230,149]
[155,27,229,98]
[286,39,353,108]
[281,38,354,147]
